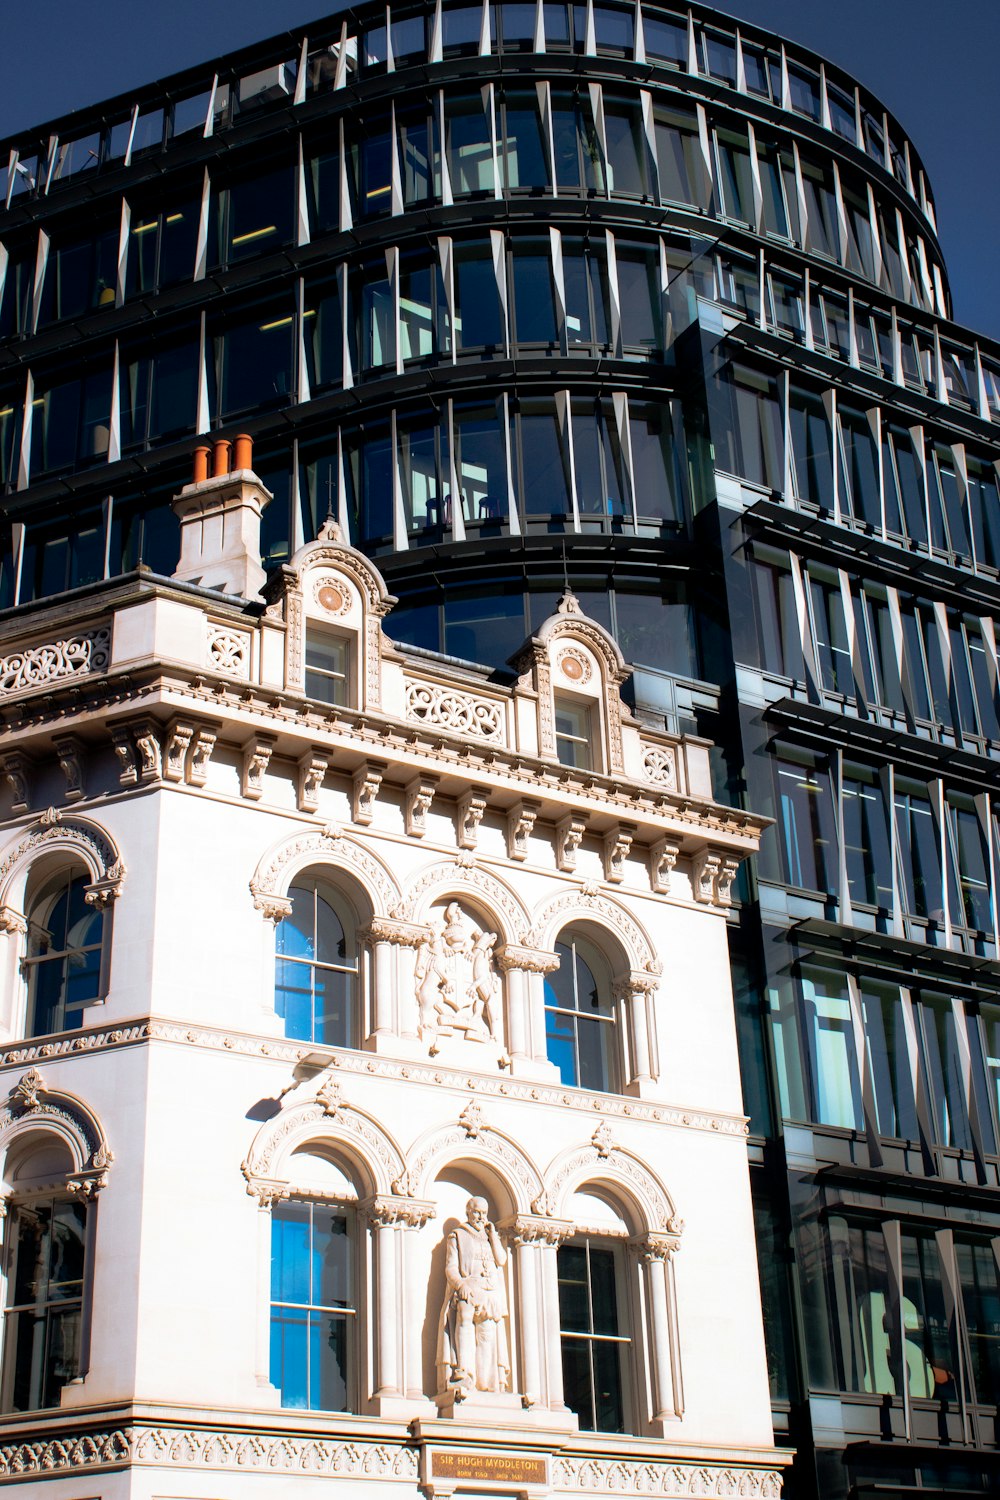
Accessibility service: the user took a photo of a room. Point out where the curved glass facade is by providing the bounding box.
[4,6,1000,1496]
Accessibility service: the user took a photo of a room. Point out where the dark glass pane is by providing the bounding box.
[557,1245,590,1331]
[315,1211,352,1309]
[560,1335,594,1428]
[503,97,549,189]
[455,250,502,348]
[513,253,556,343]
[313,1310,349,1410]
[588,1248,619,1335]
[957,1240,1000,1407]
[591,1336,624,1431]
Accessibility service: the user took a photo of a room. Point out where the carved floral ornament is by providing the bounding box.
[524,887,660,979]
[249,825,401,924]
[0,1070,113,1199]
[0,810,125,915]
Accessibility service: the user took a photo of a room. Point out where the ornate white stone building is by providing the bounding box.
[0,446,787,1497]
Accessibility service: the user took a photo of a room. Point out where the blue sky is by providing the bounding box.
[2,0,997,341]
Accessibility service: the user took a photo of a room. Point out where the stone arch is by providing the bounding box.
[393,861,531,946]
[286,532,395,618]
[533,599,628,684]
[541,1138,677,1234]
[0,1068,112,1197]
[241,1080,406,1203]
[526,888,660,977]
[250,826,401,924]
[403,1118,544,1218]
[0,812,125,914]
[266,522,396,710]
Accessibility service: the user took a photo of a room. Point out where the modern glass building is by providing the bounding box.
[1,3,999,1496]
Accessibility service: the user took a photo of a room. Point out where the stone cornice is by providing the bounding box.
[0,667,766,855]
[0,1020,750,1139]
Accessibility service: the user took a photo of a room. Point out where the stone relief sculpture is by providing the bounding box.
[414,903,500,1053]
[437,1196,510,1396]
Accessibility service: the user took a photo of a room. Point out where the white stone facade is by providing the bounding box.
[0,504,788,1497]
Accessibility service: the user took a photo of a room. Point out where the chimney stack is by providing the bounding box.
[171,434,271,599]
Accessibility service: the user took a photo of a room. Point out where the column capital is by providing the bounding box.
[499,1213,575,1247]
[612,968,660,999]
[494,944,560,975]
[363,1194,437,1229]
[362,916,427,948]
[630,1229,682,1262]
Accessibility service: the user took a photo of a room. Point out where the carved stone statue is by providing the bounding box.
[415,903,499,1052]
[437,1196,510,1396]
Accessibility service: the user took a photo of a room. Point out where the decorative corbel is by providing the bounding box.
[132,718,161,783]
[296,748,330,813]
[188,725,218,787]
[691,846,741,906]
[602,822,636,884]
[109,724,138,785]
[506,799,540,862]
[649,837,679,895]
[716,856,742,906]
[405,774,438,838]
[556,813,587,873]
[0,752,31,814]
[53,735,85,802]
[691,847,722,904]
[352,760,386,825]
[242,735,276,801]
[456,787,489,850]
[162,721,195,783]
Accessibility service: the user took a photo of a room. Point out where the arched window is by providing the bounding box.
[23,866,105,1037]
[270,1197,356,1411]
[544,932,618,1091]
[1,1140,91,1412]
[275,874,359,1046]
[557,1235,631,1433]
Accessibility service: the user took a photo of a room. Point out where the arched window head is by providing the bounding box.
[1,1138,91,1413]
[275,874,359,1046]
[544,932,618,1092]
[23,865,105,1038]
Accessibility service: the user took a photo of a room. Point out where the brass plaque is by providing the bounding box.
[430,1450,548,1485]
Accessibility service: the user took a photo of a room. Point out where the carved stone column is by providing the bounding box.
[361,917,425,1048]
[632,1227,684,1432]
[364,1194,436,1417]
[494,946,560,1080]
[614,970,661,1096]
[501,1215,576,1424]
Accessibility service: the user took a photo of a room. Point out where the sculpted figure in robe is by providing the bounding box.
[438,1196,510,1394]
